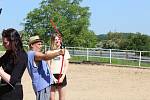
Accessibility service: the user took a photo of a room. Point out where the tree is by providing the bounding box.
[23,0,97,47]
[99,32,124,49]
[125,33,150,51]
[97,32,150,52]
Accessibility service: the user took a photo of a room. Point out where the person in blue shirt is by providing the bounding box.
[27,35,64,100]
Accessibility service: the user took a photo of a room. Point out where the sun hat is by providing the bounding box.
[29,35,43,45]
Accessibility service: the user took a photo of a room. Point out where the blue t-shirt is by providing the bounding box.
[27,50,53,92]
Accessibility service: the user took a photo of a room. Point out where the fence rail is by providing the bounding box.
[66,47,150,67]
[0,44,149,67]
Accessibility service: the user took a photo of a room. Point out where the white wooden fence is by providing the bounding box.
[66,47,150,67]
[0,44,149,67]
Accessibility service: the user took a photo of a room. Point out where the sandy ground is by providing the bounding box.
[23,63,150,100]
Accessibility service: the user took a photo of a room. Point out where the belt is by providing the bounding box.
[0,82,21,87]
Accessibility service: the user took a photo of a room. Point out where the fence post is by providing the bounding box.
[87,48,89,61]
[139,51,141,67]
[73,47,75,55]
[110,49,112,64]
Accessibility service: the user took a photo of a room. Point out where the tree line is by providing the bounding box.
[97,32,150,51]
[21,0,150,53]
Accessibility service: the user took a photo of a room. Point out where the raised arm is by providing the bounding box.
[34,49,65,61]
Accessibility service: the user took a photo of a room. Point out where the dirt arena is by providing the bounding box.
[23,63,150,100]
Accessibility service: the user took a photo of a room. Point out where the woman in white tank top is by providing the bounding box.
[48,33,70,100]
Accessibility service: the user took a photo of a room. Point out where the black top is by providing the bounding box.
[0,50,28,86]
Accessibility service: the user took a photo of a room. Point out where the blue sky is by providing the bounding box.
[0,0,150,36]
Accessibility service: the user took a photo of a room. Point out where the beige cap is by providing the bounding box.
[29,35,43,45]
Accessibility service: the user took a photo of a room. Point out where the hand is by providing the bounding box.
[53,78,58,83]
[0,67,4,74]
[59,49,65,55]
[58,77,64,83]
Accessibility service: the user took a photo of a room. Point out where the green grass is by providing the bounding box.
[0,45,5,51]
[70,56,150,67]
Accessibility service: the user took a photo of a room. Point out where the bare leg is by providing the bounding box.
[58,86,66,100]
[50,87,56,100]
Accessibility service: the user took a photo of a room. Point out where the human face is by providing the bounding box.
[2,37,11,50]
[54,36,61,48]
[31,42,43,52]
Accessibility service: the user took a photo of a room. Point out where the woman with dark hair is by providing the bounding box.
[0,28,28,100]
